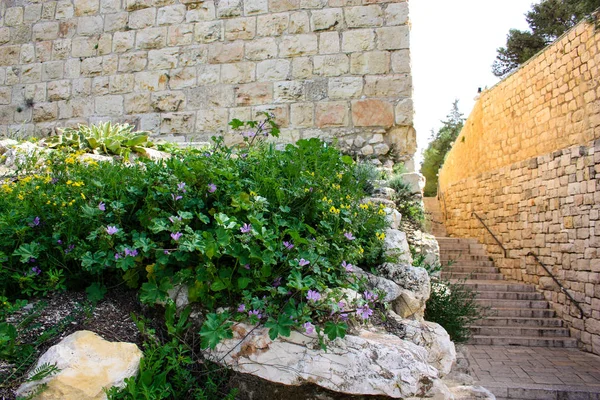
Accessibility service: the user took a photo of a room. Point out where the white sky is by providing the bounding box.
[410,0,533,165]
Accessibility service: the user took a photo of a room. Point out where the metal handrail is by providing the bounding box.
[472,212,507,257]
[527,252,585,319]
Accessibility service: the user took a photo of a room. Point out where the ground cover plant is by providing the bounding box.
[0,117,388,355]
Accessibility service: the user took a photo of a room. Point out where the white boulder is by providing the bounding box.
[383,228,413,265]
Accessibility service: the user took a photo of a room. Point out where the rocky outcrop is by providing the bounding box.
[412,230,441,270]
[399,172,426,196]
[17,331,142,400]
[383,228,413,265]
[378,262,431,320]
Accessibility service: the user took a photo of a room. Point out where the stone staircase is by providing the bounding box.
[437,237,577,348]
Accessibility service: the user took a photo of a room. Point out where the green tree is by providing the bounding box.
[493,0,600,77]
[420,101,464,197]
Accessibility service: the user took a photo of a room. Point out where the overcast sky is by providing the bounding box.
[410,0,533,165]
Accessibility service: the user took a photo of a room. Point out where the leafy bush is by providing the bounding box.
[387,174,425,226]
[352,161,381,195]
[424,279,483,343]
[0,117,388,348]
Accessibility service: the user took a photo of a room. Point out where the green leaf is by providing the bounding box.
[324,321,347,341]
[341,155,354,165]
[210,280,228,292]
[13,242,43,264]
[199,312,233,349]
[229,119,244,130]
[86,282,107,303]
[139,278,173,304]
[237,277,252,289]
[264,314,294,340]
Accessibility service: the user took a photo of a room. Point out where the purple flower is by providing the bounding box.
[177,182,186,192]
[273,277,282,287]
[303,322,315,335]
[169,216,182,224]
[50,178,59,184]
[340,313,349,321]
[163,250,170,255]
[31,266,41,275]
[240,223,252,234]
[298,258,310,267]
[356,305,373,320]
[337,301,345,310]
[124,248,138,257]
[243,264,251,270]
[242,130,257,138]
[341,260,353,272]
[29,217,40,227]
[115,253,122,260]
[171,232,182,241]
[64,244,75,254]
[248,309,262,319]
[208,183,217,193]
[98,202,106,211]
[344,232,356,241]
[106,225,119,235]
[283,241,294,250]
[57,239,63,245]
[306,290,321,302]
[28,257,36,264]
[363,291,378,302]
[237,304,246,313]
[171,193,183,201]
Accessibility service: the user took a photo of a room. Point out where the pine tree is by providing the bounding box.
[420,101,464,197]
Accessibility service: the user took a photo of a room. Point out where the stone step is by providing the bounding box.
[441,255,491,262]
[444,266,499,273]
[484,384,600,400]
[475,299,550,309]
[469,335,578,347]
[438,243,485,250]
[436,237,479,244]
[440,249,488,256]
[476,291,544,300]
[487,308,557,318]
[442,260,496,267]
[441,272,505,280]
[478,316,564,327]
[470,325,571,337]
[456,281,537,292]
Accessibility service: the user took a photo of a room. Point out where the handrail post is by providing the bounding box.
[471,212,507,258]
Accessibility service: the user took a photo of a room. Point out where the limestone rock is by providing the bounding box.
[17,331,142,400]
[0,139,18,155]
[383,228,412,264]
[399,172,426,196]
[3,142,45,167]
[413,230,441,270]
[378,262,430,320]
[401,317,457,376]
[448,385,496,399]
[78,153,114,164]
[138,147,171,161]
[385,207,402,230]
[353,266,401,303]
[206,323,444,399]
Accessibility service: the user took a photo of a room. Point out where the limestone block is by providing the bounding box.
[244,0,268,15]
[391,49,411,73]
[74,0,100,16]
[179,45,208,66]
[216,0,243,18]
[196,108,229,131]
[93,77,109,96]
[71,37,97,57]
[385,2,409,26]
[318,31,340,54]
[341,29,376,52]
[109,74,135,93]
[290,103,314,127]
[253,104,289,127]
[235,82,273,106]
[350,51,390,74]
[118,51,148,72]
[55,1,75,19]
[0,28,10,45]
[25,83,47,103]
[136,27,167,49]
[257,13,289,37]
[257,59,291,81]
[300,0,328,7]
[124,92,151,114]
[374,143,390,156]
[315,101,348,127]
[289,11,310,34]
[98,34,113,55]
[160,112,195,134]
[196,65,221,85]
[274,81,304,103]
[0,89,11,105]
[169,67,196,89]
[5,8,24,26]
[22,64,42,83]
[148,47,179,70]
[167,24,194,46]
[352,99,394,127]
[313,54,349,76]
[395,98,414,124]
[112,31,135,53]
[101,0,122,13]
[72,97,94,117]
[377,26,409,50]
[129,8,156,29]
[208,41,244,64]
[221,62,256,84]
[0,46,21,66]
[157,5,186,25]
[80,56,103,76]
[21,44,36,64]
[151,91,185,112]
[186,86,234,109]
[291,57,313,79]
[33,102,58,122]
[225,17,256,41]
[42,2,57,19]
[35,42,53,63]
[24,5,43,24]
[76,16,103,36]
[279,34,318,57]
[185,2,216,22]
[32,22,59,41]
[345,5,383,28]
[95,95,124,115]
[47,80,71,101]
[229,106,252,123]
[245,38,278,60]
[364,74,411,97]
[17,331,142,400]
[328,77,363,99]
[73,78,92,96]
[269,0,300,12]
[310,8,343,31]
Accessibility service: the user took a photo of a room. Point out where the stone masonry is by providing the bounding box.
[438,16,600,355]
[0,0,416,163]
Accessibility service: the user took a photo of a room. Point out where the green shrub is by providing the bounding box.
[387,174,425,226]
[424,279,483,343]
[0,116,388,348]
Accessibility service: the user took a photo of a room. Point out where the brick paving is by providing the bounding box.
[465,345,600,399]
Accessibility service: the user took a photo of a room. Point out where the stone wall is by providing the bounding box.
[0,0,415,162]
[438,16,600,354]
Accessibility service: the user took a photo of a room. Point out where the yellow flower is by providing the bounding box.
[80,192,86,200]
[66,180,73,186]
[47,200,51,205]
[17,194,24,200]
[304,188,310,192]
[359,247,364,254]
[376,232,386,241]
[336,173,343,180]
[250,191,257,196]
[322,196,328,202]
[378,209,386,216]
[329,206,340,215]
[360,204,369,210]
[1,184,13,194]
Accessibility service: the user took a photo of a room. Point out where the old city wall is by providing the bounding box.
[438,17,600,354]
[0,0,415,161]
